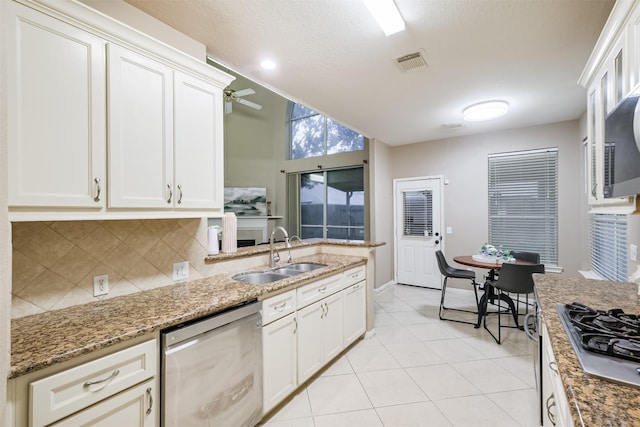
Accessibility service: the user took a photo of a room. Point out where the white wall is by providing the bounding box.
[389,120,584,276]
[369,139,394,288]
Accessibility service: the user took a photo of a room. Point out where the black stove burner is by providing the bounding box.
[566,302,640,363]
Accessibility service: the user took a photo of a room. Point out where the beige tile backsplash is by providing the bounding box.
[10,218,225,319]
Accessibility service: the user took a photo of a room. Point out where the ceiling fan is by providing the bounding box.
[223,87,262,113]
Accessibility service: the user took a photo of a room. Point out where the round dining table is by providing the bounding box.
[453,255,534,328]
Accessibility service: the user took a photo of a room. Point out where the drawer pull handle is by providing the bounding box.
[146,387,153,415]
[546,393,556,426]
[83,369,120,390]
[318,286,327,293]
[167,184,173,204]
[93,178,101,202]
[274,301,287,312]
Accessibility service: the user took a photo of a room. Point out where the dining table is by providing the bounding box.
[453,255,534,328]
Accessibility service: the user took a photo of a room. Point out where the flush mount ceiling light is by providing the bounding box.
[363,0,405,36]
[463,101,509,122]
[260,59,277,70]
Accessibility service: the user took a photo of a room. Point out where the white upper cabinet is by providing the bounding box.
[174,71,224,210]
[4,0,234,220]
[5,1,106,209]
[107,44,174,209]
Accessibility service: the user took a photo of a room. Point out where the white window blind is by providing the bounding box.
[488,148,558,265]
[403,190,433,237]
[590,213,627,282]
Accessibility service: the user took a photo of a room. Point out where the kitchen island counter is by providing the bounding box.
[10,252,367,379]
[534,275,640,426]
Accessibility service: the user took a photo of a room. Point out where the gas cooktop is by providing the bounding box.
[556,303,640,388]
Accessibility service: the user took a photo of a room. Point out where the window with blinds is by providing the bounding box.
[488,148,558,265]
[403,190,433,237]
[590,213,628,282]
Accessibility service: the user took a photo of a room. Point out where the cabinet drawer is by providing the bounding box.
[297,274,343,308]
[343,266,365,288]
[262,289,296,325]
[30,339,157,427]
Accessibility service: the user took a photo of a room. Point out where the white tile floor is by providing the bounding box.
[261,283,539,427]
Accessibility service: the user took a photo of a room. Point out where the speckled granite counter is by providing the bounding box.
[10,253,366,379]
[534,275,640,426]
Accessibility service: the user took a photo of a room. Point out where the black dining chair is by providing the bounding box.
[435,250,480,325]
[508,250,541,313]
[483,262,545,344]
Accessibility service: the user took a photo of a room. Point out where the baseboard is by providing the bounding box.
[374,280,396,293]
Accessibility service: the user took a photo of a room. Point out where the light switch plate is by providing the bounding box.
[173,261,189,281]
[631,244,638,262]
[446,226,453,235]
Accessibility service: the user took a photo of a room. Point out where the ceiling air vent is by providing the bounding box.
[395,49,428,72]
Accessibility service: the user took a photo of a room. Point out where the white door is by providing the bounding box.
[394,177,443,288]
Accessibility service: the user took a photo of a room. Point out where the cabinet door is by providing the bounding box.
[297,301,324,384]
[174,72,224,210]
[262,313,297,415]
[51,378,156,427]
[322,292,344,362]
[5,2,106,208]
[343,281,366,346]
[108,43,173,208]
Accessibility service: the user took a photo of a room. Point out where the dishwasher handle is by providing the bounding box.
[163,301,261,350]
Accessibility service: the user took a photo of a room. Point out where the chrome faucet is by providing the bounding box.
[270,226,292,267]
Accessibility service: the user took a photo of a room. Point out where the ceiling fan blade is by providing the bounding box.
[224,100,232,114]
[236,98,262,110]
[234,88,255,97]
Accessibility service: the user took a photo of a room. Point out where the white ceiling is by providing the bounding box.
[124,0,614,146]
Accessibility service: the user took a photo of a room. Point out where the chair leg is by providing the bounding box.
[439,277,480,326]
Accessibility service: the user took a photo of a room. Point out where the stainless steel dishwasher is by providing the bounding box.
[161,301,262,427]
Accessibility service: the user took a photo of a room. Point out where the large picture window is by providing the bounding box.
[488,148,558,265]
[298,167,364,240]
[289,103,364,159]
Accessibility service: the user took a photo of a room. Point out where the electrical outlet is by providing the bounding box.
[93,274,109,296]
[631,244,638,262]
[173,261,189,281]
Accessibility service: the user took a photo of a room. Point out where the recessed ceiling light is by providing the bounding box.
[463,101,509,122]
[363,0,405,36]
[260,59,277,70]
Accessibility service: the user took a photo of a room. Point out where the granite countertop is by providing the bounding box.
[534,275,640,426]
[10,253,366,379]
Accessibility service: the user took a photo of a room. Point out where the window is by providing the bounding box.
[488,148,558,265]
[297,167,364,240]
[590,213,628,282]
[289,103,364,159]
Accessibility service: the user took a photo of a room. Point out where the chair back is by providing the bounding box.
[434,250,449,276]
[510,251,540,264]
[494,263,545,294]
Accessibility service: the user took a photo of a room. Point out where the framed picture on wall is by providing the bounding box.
[224,187,267,216]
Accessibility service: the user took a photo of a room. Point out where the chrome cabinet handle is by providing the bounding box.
[166,184,173,204]
[93,178,101,202]
[146,387,153,415]
[325,302,329,317]
[293,317,297,334]
[318,286,327,293]
[320,303,326,319]
[523,313,538,342]
[546,393,557,426]
[274,301,287,312]
[549,361,559,374]
[177,184,183,204]
[83,369,119,390]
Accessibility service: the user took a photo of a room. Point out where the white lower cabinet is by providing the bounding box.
[261,266,366,415]
[297,291,344,384]
[50,378,156,427]
[343,280,366,346]
[262,313,298,414]
[541,323,574,427]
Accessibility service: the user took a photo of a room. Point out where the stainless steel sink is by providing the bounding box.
[232,272,292,285]
[233,263,327,285]
[281,263,326,272]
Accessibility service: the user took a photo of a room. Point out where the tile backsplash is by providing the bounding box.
[11,218,220,318]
